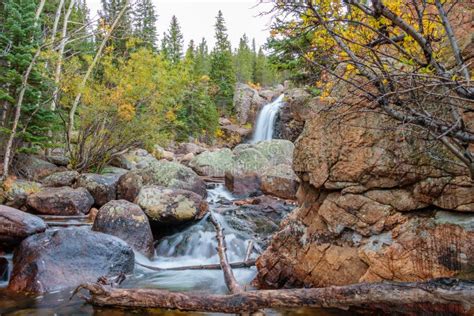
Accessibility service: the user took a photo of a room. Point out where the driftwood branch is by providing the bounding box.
[75,279,474,314]
[209,212,243,294]
[136,259,256,271]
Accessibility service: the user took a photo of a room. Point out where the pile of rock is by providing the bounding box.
[188,139,299,200]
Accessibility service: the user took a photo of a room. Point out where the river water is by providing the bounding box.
[0,183,347,315]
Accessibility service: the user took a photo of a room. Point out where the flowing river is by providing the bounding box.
[0,182,347,315]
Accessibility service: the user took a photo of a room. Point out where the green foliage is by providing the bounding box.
[209,10,236,113]
[133,0,157,50]
[194,37,210,77]
[99,0,133,55]
[234,34,253,83]
[161,15,183,64]
[0,0,58,153]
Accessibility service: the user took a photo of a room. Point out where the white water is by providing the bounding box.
[251,94,285,143]
[131,184,257,293]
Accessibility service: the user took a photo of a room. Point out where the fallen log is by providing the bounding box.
[136,259,256,271]
[209,212,243,294]
[75,278,474,314]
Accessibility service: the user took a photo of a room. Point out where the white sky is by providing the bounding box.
[86,0,275,50]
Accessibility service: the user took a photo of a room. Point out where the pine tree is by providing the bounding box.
[161,15,183,64]
[99,0,132,55]
[0,0,56,152]
[194,37,210,77]
[185,40,195,61]
[209,10,236,112]
[134,0,157,49]
[234,34,253,83]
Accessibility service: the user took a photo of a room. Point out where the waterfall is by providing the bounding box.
[251,94,285,143]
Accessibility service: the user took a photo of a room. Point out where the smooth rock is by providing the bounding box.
[0,205,47,248]
[92,200,154,258]
[8,228,134,293]
[111,148,158,170]
[225,172,261,197]
[27,187,94,215]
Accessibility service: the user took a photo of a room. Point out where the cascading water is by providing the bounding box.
[251,94,285,143]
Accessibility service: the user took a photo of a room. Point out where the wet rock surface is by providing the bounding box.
[0,257,7,281]
[136,186,208,224]
[92,200,154,258]
[26,187,94,215]
[0,205,47,249]
[8,227,134,293]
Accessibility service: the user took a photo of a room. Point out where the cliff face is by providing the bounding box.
[255,101,474,288]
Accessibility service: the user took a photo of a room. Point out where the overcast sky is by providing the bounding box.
[85,0,275,50]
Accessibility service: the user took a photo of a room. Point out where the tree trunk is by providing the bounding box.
[67,0,129,148]
[75,279,474,315]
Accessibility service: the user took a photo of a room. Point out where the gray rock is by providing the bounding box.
[189,149,235,177]
[27,187,94,215]
[76,173,120,207]
[8,228,135,293]
[0,205,47,248]
[93,200,154,258]
[42,170,80,187]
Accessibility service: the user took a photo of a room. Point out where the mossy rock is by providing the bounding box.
[189,149,235,177]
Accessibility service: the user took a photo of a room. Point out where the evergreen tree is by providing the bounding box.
[0,0,56,152]
[209,10,235,112]
[194,37,210,77]
[99,0,132,55]
[134,0,157,49]
[185,40,195,61]
[234,34,253,83]
[161,15,183,64]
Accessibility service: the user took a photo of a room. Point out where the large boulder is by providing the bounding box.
[260,164,299,200]
[219,124,252,147]
[27,187,94,215]
[42,170,80,187]
[75,173,120,207]
[175,142,207,155]
[0,205,47,249]
[8,228,134,293]
[254,139,294,165]
[111,148,158,170]
[255,99,474,289]
[225,172,261,197]
[189,149,235,177]
[13,154,61,181]
[117,160,207,202]
[233,83,266,125]
[233,148,269,174]
[92,200,154,258]
[135,186,208,224]
[1,179,42,209]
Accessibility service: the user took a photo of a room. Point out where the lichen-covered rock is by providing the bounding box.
[0,205,47,249]
[8,228,134,293]
[75,173,120,207]
[189,149,235,177]
[254,140,294,166]
[27,187,94,215]
[92,200,154,258]
[1,179,42,209]
[256,99,474,290]
[233,148,269,174]
[117,160,207,202]
[135,186,208,224]
[261,164,299,200]
[42,171,80,187]
[111,148,159,170]
[175,142,207,155]
[13,154,61,181]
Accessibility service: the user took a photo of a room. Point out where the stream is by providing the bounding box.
[0,183,347,316]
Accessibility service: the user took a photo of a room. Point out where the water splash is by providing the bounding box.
[252,94,285,143]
